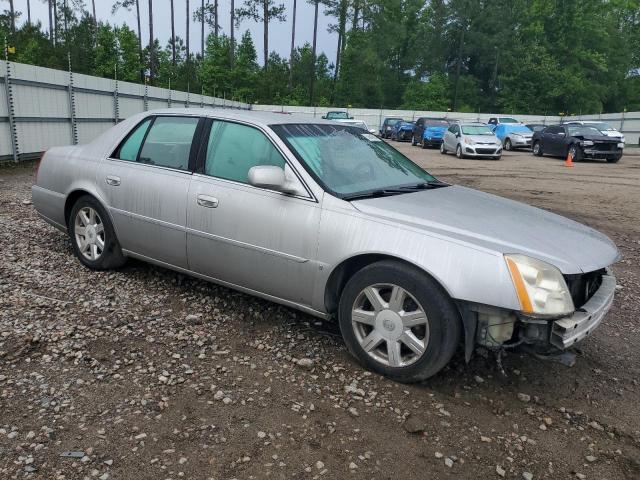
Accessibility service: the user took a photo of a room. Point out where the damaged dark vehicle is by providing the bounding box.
[532,124,623,163]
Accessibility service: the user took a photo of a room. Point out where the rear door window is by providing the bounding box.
[138,117,199,170]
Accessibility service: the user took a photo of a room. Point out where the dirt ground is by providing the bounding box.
[1,145,639,480]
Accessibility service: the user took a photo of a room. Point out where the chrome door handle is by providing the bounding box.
[197,194,219,208]
[106,175,121,186]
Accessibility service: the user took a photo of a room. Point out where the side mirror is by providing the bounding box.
[558,132,566,136]
[248,165,302,195]
[455,132,460,138]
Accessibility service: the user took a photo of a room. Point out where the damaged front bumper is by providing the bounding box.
[464,271,616,359]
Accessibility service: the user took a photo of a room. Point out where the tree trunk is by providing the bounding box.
[91,0,96,23]
[230,0,235,66]
[214,0,219,38]
[263,0,269,69]
[186,0,190,63]
[309,0,319,105]
[334,0,347,81]
[201,0,205,58]
[48,0,53,42]
[53,0,58,44]
[288,0,297,88]
[452,27,465,112]
[8,0,15,34]
[170,0,176,65]
[149,0,154,82]
[63,0,69,40]
[352,0,359,31]
[135,0,144,82]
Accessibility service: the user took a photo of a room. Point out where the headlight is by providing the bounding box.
[582,140,594,146]
[466,138,475,145]
[617,142,625,148]
[504,254,574,316]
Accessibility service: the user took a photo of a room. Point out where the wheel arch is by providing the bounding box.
[63,189,117,235]
[323,253,455,315]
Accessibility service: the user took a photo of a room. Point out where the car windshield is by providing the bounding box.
[568,126,602,136]
[527,124,545,132]
[461,125,494,135]
[342,121,368,130]
[272,124,436,197]
[588,122,615,131]
[506,125,532,134]
[425,121,448,127]
[386,118,402,126]
[326,112,349,119]
[499,117,519,123]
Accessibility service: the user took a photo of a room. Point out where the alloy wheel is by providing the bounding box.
[74,207,105,261]
[351,284,429,368]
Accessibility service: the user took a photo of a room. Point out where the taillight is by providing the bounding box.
[35,150,46,184]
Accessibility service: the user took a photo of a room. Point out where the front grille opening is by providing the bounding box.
[564,269,605,309]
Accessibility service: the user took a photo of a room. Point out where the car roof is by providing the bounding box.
[143,108,338,127]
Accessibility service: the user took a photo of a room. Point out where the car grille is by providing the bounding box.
[564,269,605,309]
[476,148,497,154]
[593,142,617,152]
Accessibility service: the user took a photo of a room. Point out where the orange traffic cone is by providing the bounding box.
[565,150,574,167]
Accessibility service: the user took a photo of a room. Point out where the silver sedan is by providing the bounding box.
[32,109,620,383]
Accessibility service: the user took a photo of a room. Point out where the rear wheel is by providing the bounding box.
[68,195,126,270]
[440,142,447,154]
[338,260,462,383]
[532,141,543,156]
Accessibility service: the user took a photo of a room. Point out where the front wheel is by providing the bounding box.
[504,138,513,151]
[338,261,462,383]
[568,144,581,162]
[456,144,464,159]
[532,141,543,156]
[68,195,126,270]
[411,135,418,146]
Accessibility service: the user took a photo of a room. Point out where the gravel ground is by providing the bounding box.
[1,147,639,480]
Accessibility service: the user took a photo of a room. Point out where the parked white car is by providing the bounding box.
[333,118,377,135]
[564,121,625,145]
[441,122,503,159]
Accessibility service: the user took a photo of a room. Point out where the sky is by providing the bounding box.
[18,0,339,66]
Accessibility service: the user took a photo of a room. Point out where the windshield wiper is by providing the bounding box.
[342,182,448,201]
[397,181,449,190]
[342,189,407,201]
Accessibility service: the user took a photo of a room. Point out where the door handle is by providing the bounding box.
[197,194,219,208]
[106,175,121,186]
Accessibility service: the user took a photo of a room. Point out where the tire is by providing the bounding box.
[532,141,543,156]
[421,138,428,149]
[492,156,501,160]
[568,144,581,162]
[411,135,418,146]
[338,260,462,383]
[68,195,126,270]
[440,142,447,154]
[504,138,513,151]
[456,144,463,159]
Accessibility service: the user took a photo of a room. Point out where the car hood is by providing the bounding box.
[572,134,619,143]
[351,186,619,274]
[464,135,500,144]
[424,126,446,136]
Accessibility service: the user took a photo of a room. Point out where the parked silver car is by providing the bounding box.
[32,109,620,383]
[441,122,503,159]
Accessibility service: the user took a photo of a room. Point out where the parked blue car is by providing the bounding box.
[413,119,449,148]
[492,123,534,150]
[391,120,415,141]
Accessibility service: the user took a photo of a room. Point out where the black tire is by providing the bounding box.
[338,260,462,383]
[492,156,501,160]
[568,143,581,162]
[456,144,464,159]
[411,135,418,146]
[68,195,126,270]
[421,138,428,149]
[606,154,622,163]
[532,140,543,156]
[504,138,513,151]
[440,142,447,154]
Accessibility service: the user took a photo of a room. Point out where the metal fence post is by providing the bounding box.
[143,82,149,111]
[67,53,78,145]
[4,39,19,162]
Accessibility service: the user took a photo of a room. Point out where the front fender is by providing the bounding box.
[313,195,520,313]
